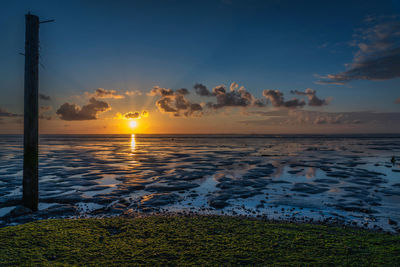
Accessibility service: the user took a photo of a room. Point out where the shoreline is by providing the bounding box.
[2,207,399,235]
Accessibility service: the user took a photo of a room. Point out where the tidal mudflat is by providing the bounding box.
[0,134,399,232]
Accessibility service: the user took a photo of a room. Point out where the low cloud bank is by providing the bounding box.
[242,109,400,126]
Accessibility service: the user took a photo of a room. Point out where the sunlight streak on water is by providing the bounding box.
[130,134,136,152]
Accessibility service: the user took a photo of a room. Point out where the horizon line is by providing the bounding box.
[1,133,400,136]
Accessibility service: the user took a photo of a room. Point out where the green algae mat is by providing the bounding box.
[1,216,399,266]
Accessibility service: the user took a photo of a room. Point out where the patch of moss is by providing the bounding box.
[0,216,399,266]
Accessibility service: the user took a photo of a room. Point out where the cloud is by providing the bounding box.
[291,110,400,125]
[152,83,328,118]
[149,86,203,117]
[151,83,328,117]
[123,110,149,119]
[241,109,400,126]
[156,97,177,112]
[86,88,125,99]
[39,106,52,120]
[194,83,213,96]
[269,110,357,125]
[176,88,190,95]
[56,97,111,121]
[40,106,52,112]
[290,88,331,106]
[207,84,266,109]
[39,115,52,120]
[0,108,23,125]
[230,82,239,91]
[125,90,142,96]
[247,110,289,117]
[39,94,51,101]
[0,106,53,121]
[194,83,265,109]
[318,16,400,84]
[0,107,21,117]
[147,86,174,97]
[395,98,400,104]
[141,110,149,117]
[124,111,141,119]
[262,89,305,108]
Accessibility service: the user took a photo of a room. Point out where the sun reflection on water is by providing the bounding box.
[130,134,136,151]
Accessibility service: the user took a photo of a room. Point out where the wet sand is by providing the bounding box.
[0,134,399,232]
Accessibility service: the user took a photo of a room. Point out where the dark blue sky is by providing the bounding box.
[1,0,400,134]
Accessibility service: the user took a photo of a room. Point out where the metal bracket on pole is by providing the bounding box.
[40,19,55,24]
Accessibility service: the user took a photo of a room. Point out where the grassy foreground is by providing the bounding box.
[0,216,399,266]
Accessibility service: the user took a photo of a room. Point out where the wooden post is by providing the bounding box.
[23,13,39,211]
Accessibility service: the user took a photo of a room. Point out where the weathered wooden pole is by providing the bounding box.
[23,13,39,211]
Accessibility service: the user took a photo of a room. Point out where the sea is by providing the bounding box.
[0,134,399,231]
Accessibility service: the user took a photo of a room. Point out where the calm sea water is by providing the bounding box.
[1,134,400,231]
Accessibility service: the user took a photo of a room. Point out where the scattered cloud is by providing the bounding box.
[141,110,149,117]
[124,111,141,119]
[125,90,142,96]
[40,106,52,112]
[39,94,51,101]
[149,86,203,117]
[39,106,52,120]
[56,98,111,121]
[291,110,400,125]
[290,88,331,106]
[123,110,149,119]
[0,107,21,117]
[241,109,400,126]
[148,86,174,97]
[39,115,52,121]
[176,88,189,95]
[194,83,265,109]
[207,83,266,109]
[291,110,352,125]
[194,83,213,96]
[151,83,331,117]
[86,88,125,99]
[230,82,239,91]
[395,98,400,104]
[247,110,289,117]
[318,16,400,84]
[262,89,305,108]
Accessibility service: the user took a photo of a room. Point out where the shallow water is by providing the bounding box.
[0,134,400,231]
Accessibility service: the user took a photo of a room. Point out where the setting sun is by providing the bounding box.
[129,120,138,129]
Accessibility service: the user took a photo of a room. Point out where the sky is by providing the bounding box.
[0,0,400,134]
